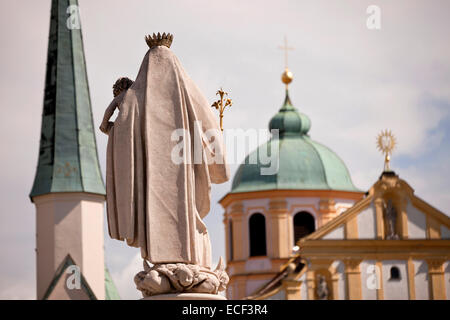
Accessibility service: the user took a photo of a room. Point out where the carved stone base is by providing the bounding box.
[134,258,229,298]
[143,293,226,300]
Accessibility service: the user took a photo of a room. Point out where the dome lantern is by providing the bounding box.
[268,87,311,137]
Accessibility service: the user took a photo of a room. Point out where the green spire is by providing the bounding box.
[30,0,105,199]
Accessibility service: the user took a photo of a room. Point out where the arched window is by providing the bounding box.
[249,213,267,257]
[389,266,401,281]
[293,211,315,244]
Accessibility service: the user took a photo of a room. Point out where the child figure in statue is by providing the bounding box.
[99,77,134,134]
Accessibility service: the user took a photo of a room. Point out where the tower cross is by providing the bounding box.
[278,36,294,69]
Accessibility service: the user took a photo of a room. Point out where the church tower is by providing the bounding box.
[220,67,364,299]
[30,0,109,300]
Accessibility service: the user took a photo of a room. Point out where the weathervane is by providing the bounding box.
[376,129,397,172]
[211,88,232,132]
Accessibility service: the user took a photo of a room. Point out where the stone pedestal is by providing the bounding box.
[143,293,226,300]
[135,260,229,298]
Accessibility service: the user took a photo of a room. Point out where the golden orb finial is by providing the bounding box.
[282,68,293,86]
[279,37,294,87]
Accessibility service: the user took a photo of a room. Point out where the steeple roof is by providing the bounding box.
[30,0,105,199]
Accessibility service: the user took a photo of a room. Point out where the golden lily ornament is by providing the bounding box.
[211,88,232,132]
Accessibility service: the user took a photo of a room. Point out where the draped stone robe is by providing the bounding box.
[106,46,229,268]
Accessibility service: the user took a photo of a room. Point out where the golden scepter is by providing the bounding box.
[211,88,232,131]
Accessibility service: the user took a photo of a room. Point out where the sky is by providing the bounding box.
[0,0,449,299]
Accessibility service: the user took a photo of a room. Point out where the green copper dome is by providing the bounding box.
[231,90,359,193]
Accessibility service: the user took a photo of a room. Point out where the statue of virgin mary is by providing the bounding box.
[100,33,230,296]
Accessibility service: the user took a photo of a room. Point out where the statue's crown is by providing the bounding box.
[145,32,174,49]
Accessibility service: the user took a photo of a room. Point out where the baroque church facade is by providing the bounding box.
[220,68,450,300]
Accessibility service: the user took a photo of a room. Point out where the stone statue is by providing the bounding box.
[316,275,329,300]
[383,199,399,240]
[100,33,230,297]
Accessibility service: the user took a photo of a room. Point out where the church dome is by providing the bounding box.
[231,89,359,193]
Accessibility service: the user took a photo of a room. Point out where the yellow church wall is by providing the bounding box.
[427,216,442,239]
[244,257,272,273]
[229,202,245,261]
[344,260,362,299]
[345,216,359,239]
[225,170,450,301]
[268,199,291,258]
[224,193,361,263]
[223,173,450,300]
[227,258,289,280]
[223,192,362,299]
[407,259,416,300]
[298,238,450,300]
[427,259,447,300]
[293,258,448,300]
[376,261,384,300]
[227,273,277,299]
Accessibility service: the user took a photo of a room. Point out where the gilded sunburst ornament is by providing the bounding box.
[376,130,397,172]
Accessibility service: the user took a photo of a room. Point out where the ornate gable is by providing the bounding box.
[301,172,450,242]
